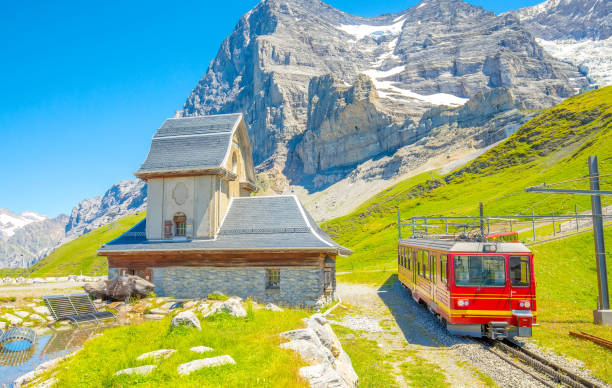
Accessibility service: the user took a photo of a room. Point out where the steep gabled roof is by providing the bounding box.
[135,113,244,177]
[98,195,352,256]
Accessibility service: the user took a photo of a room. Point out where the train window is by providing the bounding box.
[454,255,506,287]
[423,251,429,279]
[509,256,530,287]
[440,255,448,284]
[406,248,410,270]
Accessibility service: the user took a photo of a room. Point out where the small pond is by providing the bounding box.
[0,328,99,387]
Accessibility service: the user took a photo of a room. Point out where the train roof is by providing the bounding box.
[399,238,532,253]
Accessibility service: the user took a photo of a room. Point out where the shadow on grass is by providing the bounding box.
[375,274,471,348]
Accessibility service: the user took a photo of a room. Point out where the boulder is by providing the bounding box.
[280,340,335,365]
[114,365,156,376]
[190,346,214,353]
[265,303,283,311]
[177,355,236,375]
[83,275,154,301]
[204,297,247,318]
[136,349,176,361]
[335,351,358,387]
[299,364,347,388]
[280,328,323,348]
[171,311,201,330]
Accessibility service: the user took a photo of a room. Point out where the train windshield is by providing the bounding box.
[454,255,506,287]
[509,256,531,287]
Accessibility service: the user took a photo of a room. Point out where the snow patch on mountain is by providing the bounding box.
[336,16,406,40]
[537,37,612,86]
[362,66,469,106]
[0,210,49,238]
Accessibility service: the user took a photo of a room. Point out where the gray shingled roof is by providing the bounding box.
[99,196,352,256]
[137,114,242,174]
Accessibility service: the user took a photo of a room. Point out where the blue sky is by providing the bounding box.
[0,0,542,217]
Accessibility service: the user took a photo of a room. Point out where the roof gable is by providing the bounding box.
[135,114,244,177]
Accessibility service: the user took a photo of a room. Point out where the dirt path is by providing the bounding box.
[335,281,551,388]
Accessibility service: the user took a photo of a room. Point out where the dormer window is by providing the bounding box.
[174,212,186,237]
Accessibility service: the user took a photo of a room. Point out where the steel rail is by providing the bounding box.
[569,331,612,350]
[481,338,606,388]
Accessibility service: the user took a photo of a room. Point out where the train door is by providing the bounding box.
[508,255,534,336]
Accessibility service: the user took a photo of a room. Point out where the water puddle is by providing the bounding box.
[0,327,99,387]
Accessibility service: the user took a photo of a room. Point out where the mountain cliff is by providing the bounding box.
[511,0,611,87]
[179,0,588,192]
[0,211,68,268]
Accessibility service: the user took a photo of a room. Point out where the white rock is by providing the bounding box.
[14,310,30,318]
[148,308,169,315]
[281,340,335,365]
[265,303,283,311]
[29,313,47,322]
[281,328,323,348]
[3,313,23,325]
[335,351,358,387]
[161,302,175,310]
[114,365,156,376]
[183,301,197,309]
[299,364,347,388]
[144,314,165,320]
[136,349,176,361]
[177,355,236,375]
[190,346,214,353]
[32,378,57,388]
[23,322,34,327]
[33,306,51,315]
[0,321,6,330]
[171,310,201,330]
[204,298,247,318]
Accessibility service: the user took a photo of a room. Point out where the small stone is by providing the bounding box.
[183,301,197,309]
[149,308,169,315]
[29,313,46,322]
[136,349,176,361]
[144,314,165,320]
[0,321,6,330]
[23,322,34,327]
[33,306,51,315]
[108,302,124,310]
[177,355,235,375]
[190,346,214,353]
[161,302,175,310]
[265,303,283,311]
[171,310,201,330]
[114,365,156,376]
[3,313,23,325]
[14,311,30,318]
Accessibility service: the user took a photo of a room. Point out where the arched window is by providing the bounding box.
[232,152,238,174]
[174,212,186,237]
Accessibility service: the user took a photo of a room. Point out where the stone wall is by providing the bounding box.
[147,266,334,308]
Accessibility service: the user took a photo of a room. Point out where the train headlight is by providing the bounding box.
[524,301,531,308]
[457,299,469,307]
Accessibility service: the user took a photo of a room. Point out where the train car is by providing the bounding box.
[397,238,536,339]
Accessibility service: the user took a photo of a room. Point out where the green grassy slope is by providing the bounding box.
[324,86,612,278]
[4,212,146,277]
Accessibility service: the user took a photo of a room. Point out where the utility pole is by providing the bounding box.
[589,156,610,316]
[398,211,402,241]
[525,156,611,325]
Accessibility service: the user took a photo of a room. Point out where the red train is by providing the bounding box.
[398,238,536,339]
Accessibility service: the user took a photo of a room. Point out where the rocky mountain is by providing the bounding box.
[64,179,146,241]
[178,0,588,197]
[511,0,611,87]
[512,0,611,40]
[0,211,68,268]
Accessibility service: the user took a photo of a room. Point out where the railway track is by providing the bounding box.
[480,338,606,388]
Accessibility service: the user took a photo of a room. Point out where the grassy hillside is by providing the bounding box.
[323,86,612,383]
[2,212,145,277]
[324,86,612,279]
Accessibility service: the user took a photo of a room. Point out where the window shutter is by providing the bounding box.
[164,221,173,238]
